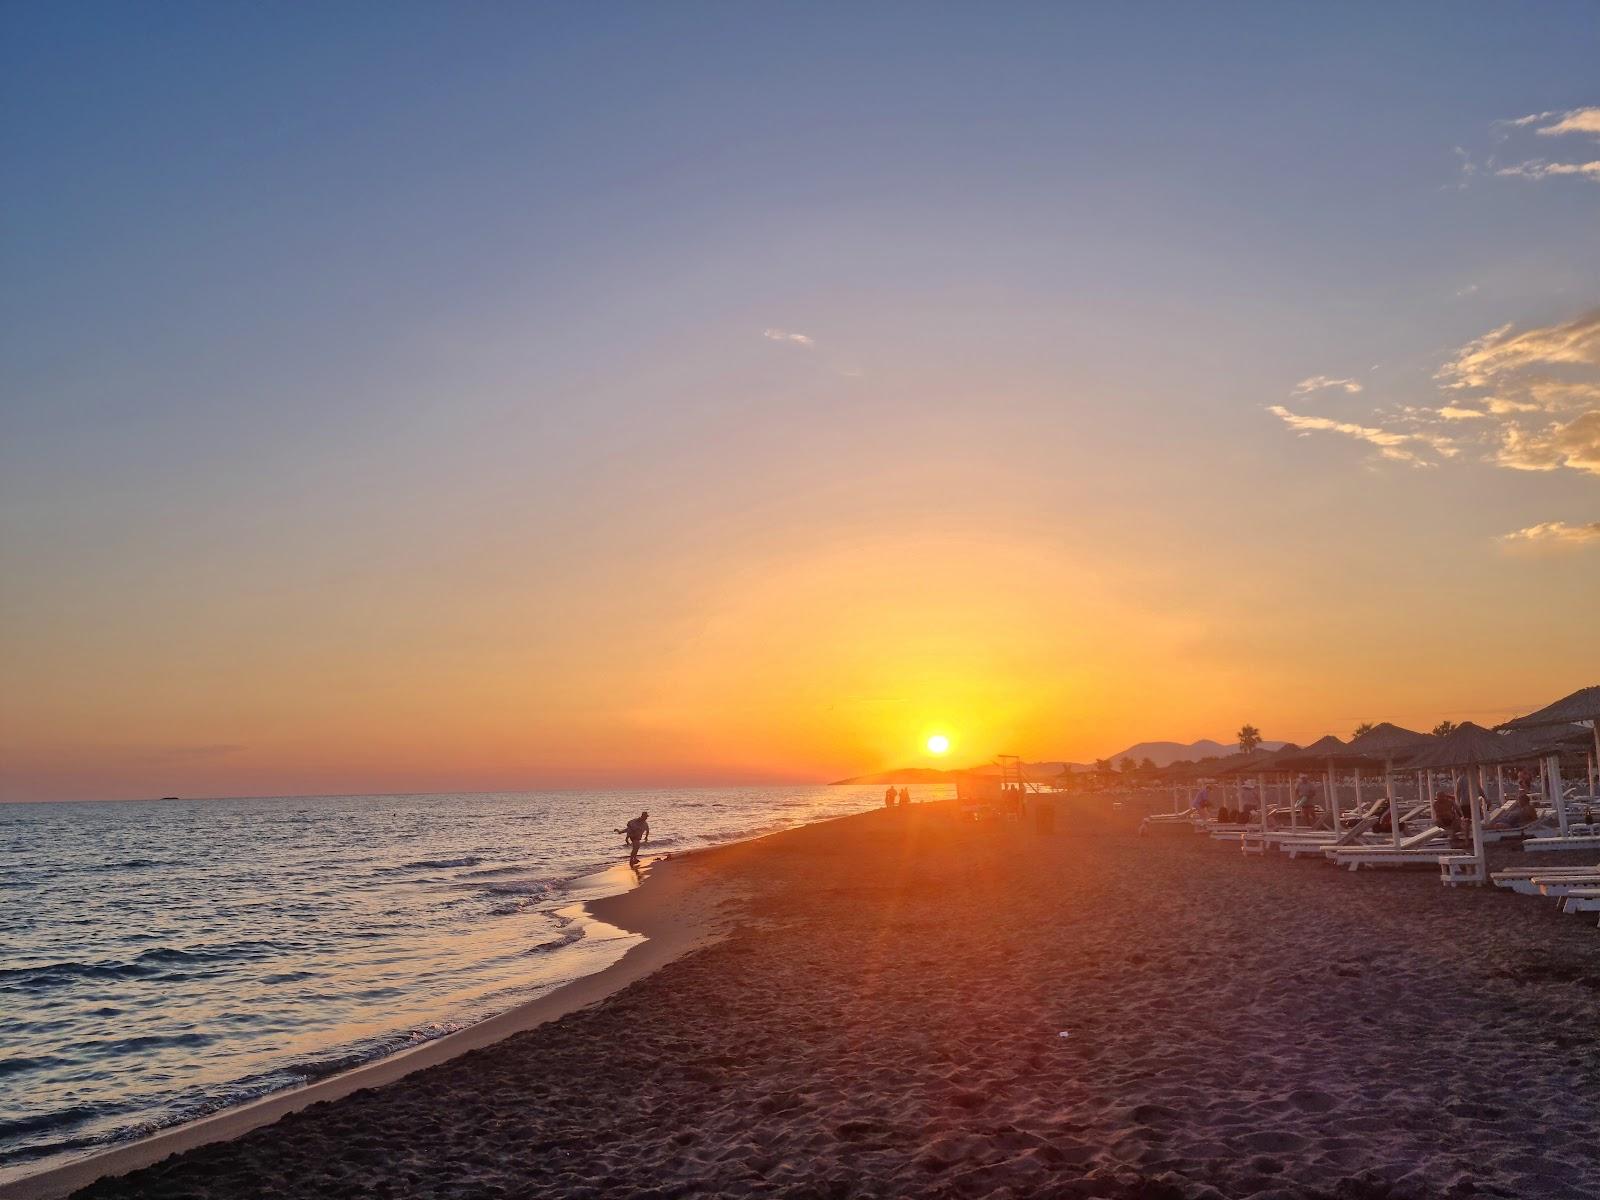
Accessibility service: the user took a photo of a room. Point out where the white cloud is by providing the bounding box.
[1499,520,1600,548]
[1291,375,1364,396]
[762,328,814,347]
[1271,307,1600,479]
[1496,159,1600,181]
[1494,412,1600,476]
[1436,309,1600,390]
[1535,106,1600,138]
[1267,406,1431,465]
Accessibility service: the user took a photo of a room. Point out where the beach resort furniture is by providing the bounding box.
[1558,890,1600,926]
[1497,686,1600,845]
[1524,833,1600,849]
[1346,722,1439,850]
[1489,865,1600,896]
[1323,827,1453,871]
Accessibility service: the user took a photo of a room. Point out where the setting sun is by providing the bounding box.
[926,735,950,755]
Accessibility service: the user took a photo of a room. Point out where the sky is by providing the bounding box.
[2,3,1597,801]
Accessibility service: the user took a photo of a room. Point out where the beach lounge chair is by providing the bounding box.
[1440,854,1486,886]
[1532,874,1600,897]
[1490,865,1600,895]
[1137,812,1198,835]
[1557,890,1600,926]
[1521,832,1600,852]
[1323,826,1451,871]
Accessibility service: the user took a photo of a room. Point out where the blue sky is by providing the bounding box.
[2,3,1597,799]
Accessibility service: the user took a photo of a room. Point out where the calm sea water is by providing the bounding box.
[0,785,942,1178]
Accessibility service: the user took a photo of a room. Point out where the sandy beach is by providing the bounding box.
[36,804,1600,1199]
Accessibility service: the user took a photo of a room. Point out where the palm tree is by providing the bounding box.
[1353,722,1375,740]
[1432,720,1458,737]
[1237,724,1262,754]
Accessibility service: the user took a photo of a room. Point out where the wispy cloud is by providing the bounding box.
[1271,306,1600,478]
[1494,411,1600,476]
[1496,159,1600,182]
[1266,406,1433,466]
[1484,107,1600,184]
[1292,375,1363,397]
[1436,309,1600,390]
[1498,111,1553,130]
[762,328,814,347]
[1535,106,1600,138]
[1499,520,1600,548]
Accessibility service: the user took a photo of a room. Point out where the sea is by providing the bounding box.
[0,785,945,1180]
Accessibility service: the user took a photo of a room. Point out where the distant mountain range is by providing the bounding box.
[1099,738,1288,769]
[830,738,1288,785]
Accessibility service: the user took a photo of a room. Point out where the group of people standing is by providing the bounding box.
[883,786,913,808]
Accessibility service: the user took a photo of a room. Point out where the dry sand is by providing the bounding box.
[40,805,1600,1198]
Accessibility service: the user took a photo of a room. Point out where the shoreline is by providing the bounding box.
[20,802,1600,1200]
[0,853,723,1200]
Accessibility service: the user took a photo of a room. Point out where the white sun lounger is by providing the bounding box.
[1324,826,1450,871]
[1557,891,1600,926]
[1522,833,1600,852]
[1533,875,1600,897]
[1491,865,1600,895]
[1441,854,1487,886]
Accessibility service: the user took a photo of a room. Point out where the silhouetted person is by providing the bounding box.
[885,786,896,808]
[1295,774,1318,825]
[1432,791,1461,842]
[623,811,650,861]
[899,786,910,807]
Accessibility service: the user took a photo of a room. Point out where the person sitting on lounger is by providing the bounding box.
[1487,791,1538,830]
[1432,790,1462,840]
[1238,782,1258,824]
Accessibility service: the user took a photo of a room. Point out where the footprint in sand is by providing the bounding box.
[1287,1089,1338,1114]
[1242,1129,1309,1153]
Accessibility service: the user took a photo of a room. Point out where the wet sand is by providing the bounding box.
[43,805,1600,1198]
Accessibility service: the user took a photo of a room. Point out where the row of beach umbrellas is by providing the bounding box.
[1197,685,1600,856]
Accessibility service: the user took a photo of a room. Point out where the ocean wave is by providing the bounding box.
[84,858,174,873]
[0,1053,70,1079]
[395,856,484,871]
[480,880,552,897]
[526,921,585,955]
[0,1104,103,1142]
[87,1031,214,1055]
[0,941,283,992]
[0,960,156,990]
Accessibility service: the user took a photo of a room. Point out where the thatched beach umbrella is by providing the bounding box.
[1273,735,1371,830]
[1348,723,1436,848]
[1401,723,1548,879]
[1215,744,1303,833]
[1498,685,1600,826]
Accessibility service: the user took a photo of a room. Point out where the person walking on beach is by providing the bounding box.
[885,785,897,808]
[622,811,650,862]
[899,786,910,807]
